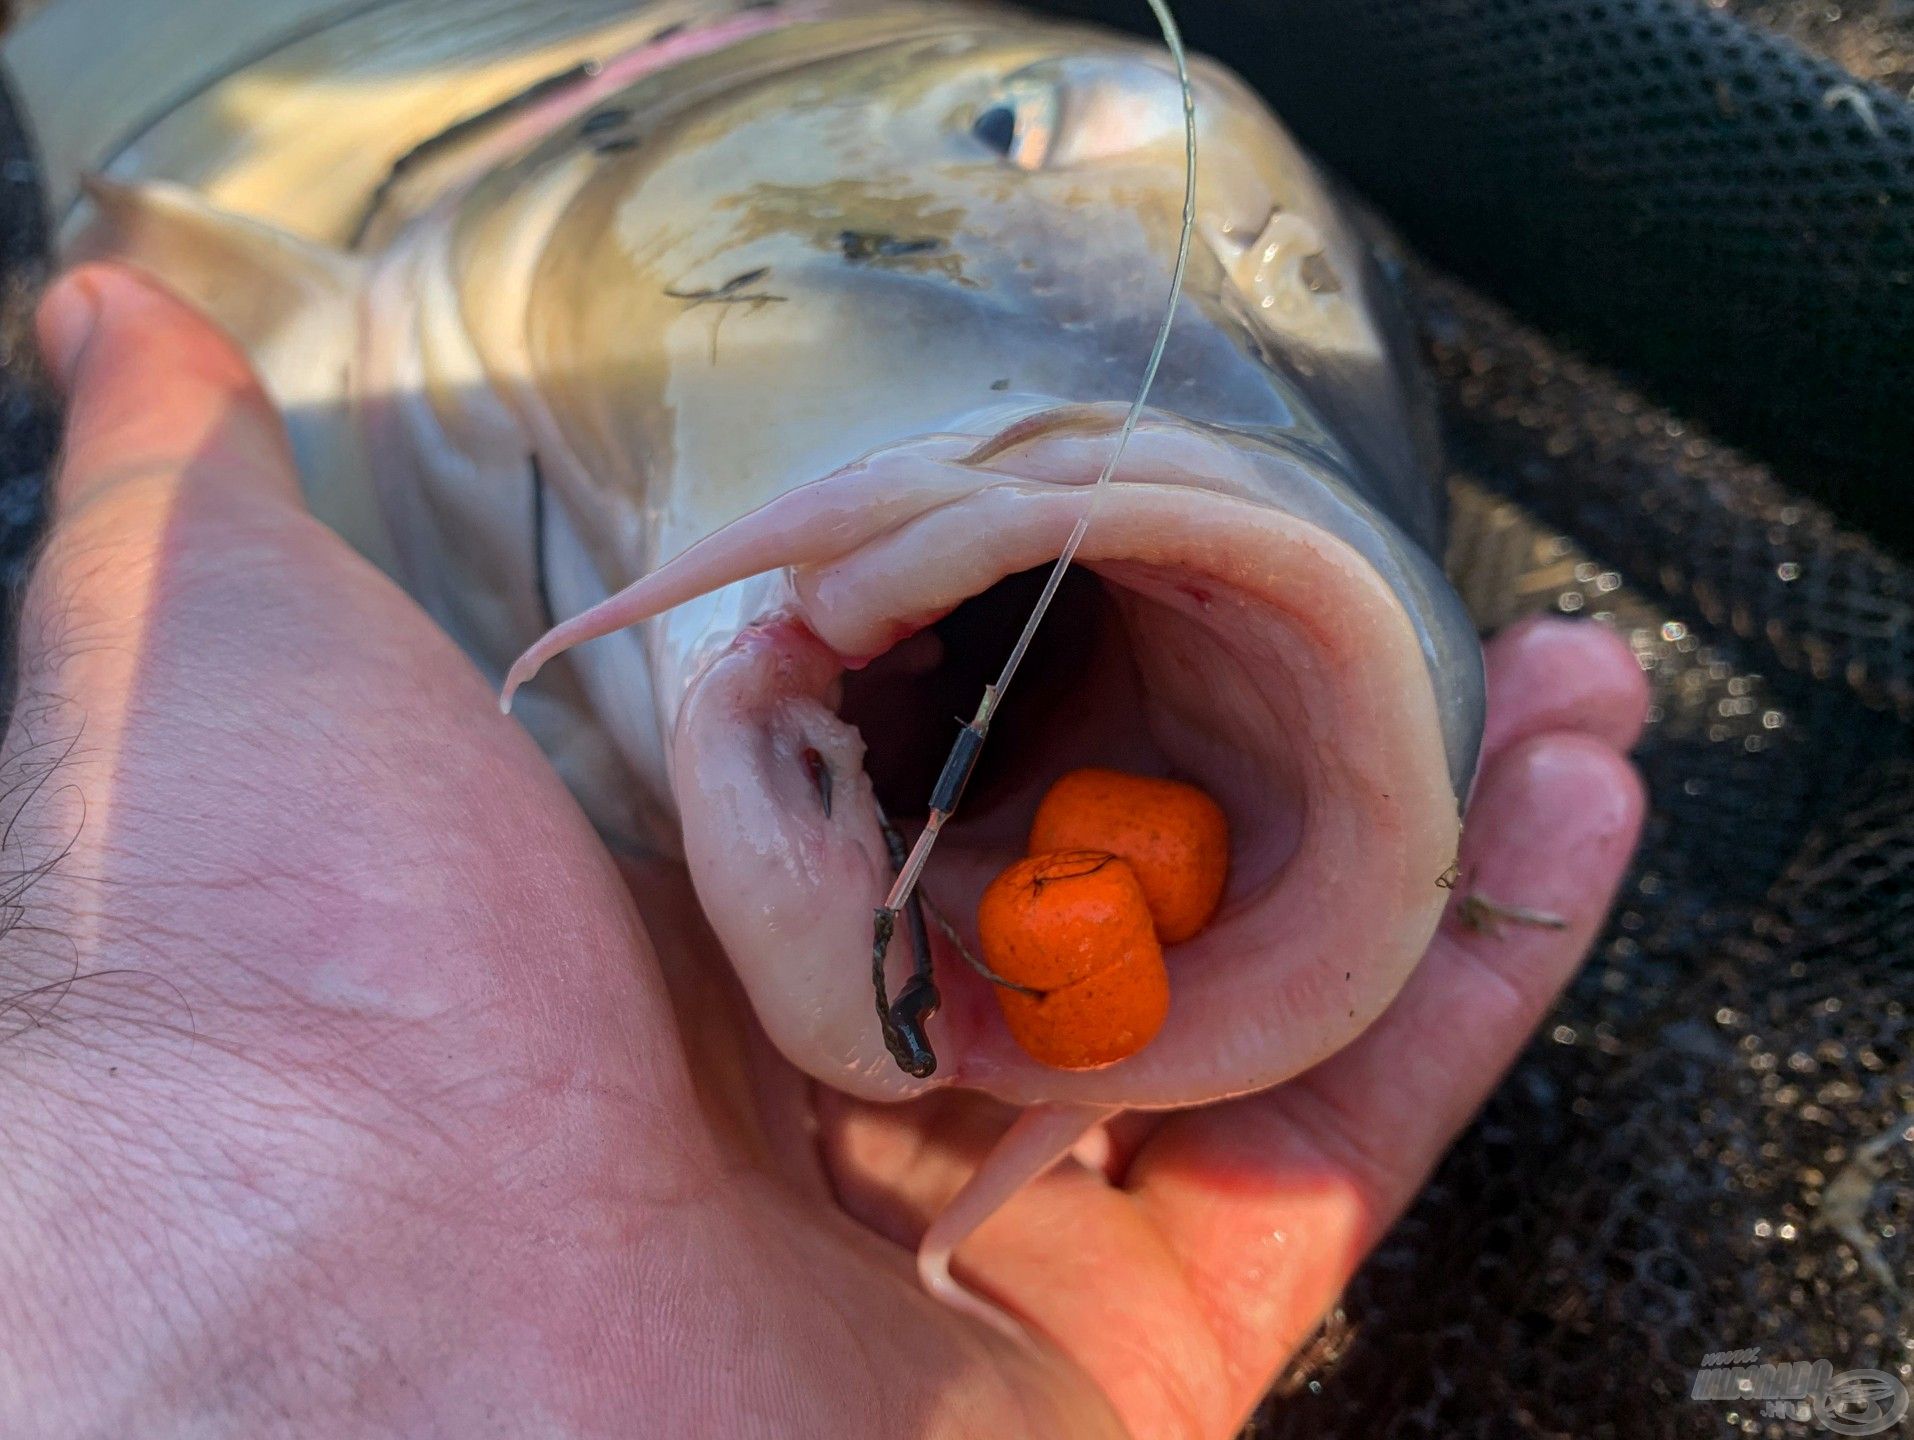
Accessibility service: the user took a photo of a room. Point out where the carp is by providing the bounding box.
[5,0,1485,1329]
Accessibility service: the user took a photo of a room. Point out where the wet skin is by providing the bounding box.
[0,267,1646,1438]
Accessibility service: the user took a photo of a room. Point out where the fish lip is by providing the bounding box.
[793,398,1482,802]
[786,402,1401,666]
[501,400,1361,705]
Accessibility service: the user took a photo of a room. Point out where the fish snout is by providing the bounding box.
[654,415,1471,1105]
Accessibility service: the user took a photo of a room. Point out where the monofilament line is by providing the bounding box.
[874,0,1198,941]
[982,0,1197,710]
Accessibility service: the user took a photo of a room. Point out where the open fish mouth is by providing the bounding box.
[568,404,1469,1105]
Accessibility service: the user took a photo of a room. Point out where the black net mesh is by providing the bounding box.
[1253,272,1914,1439]
[1040,0,1914,555]
[3,1,1913,1434]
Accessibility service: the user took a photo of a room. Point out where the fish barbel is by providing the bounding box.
[5,0,1485,1329]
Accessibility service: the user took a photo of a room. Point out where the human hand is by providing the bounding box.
[0,265,1645,1439]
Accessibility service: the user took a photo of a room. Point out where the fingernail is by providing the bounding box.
[37,273,102,389]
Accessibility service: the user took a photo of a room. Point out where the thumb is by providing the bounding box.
[36,263,303,515]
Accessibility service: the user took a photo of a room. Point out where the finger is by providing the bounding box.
[16,271,725,1205]
[1299,734,1644,1229]
[1479,616,1649,762]
[819,1084,1240,1438]
[1127,733,1644,1421]
[818,1086,1025,1250]
[16,264,337,735]
[36,263,301,515]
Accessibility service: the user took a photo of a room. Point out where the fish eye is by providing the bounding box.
[971,104,1017,157]
[968,59,1184,172]
[967,76,1058,170]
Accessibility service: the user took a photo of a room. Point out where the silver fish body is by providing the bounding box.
[6,0,1484,1112]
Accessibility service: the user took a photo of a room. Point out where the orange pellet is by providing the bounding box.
[977,850,1169,1070]
[1027,768,1229,944]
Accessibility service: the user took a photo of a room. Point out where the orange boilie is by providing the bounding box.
[1028,768,1229,944]
[976,769,1230,1070]
[976,851,1169,1071]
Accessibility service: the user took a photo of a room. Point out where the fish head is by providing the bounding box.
[442,16,1486,1105]
[522,19,1445,560]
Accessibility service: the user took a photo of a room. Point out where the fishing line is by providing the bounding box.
[872,0,1199,1075]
